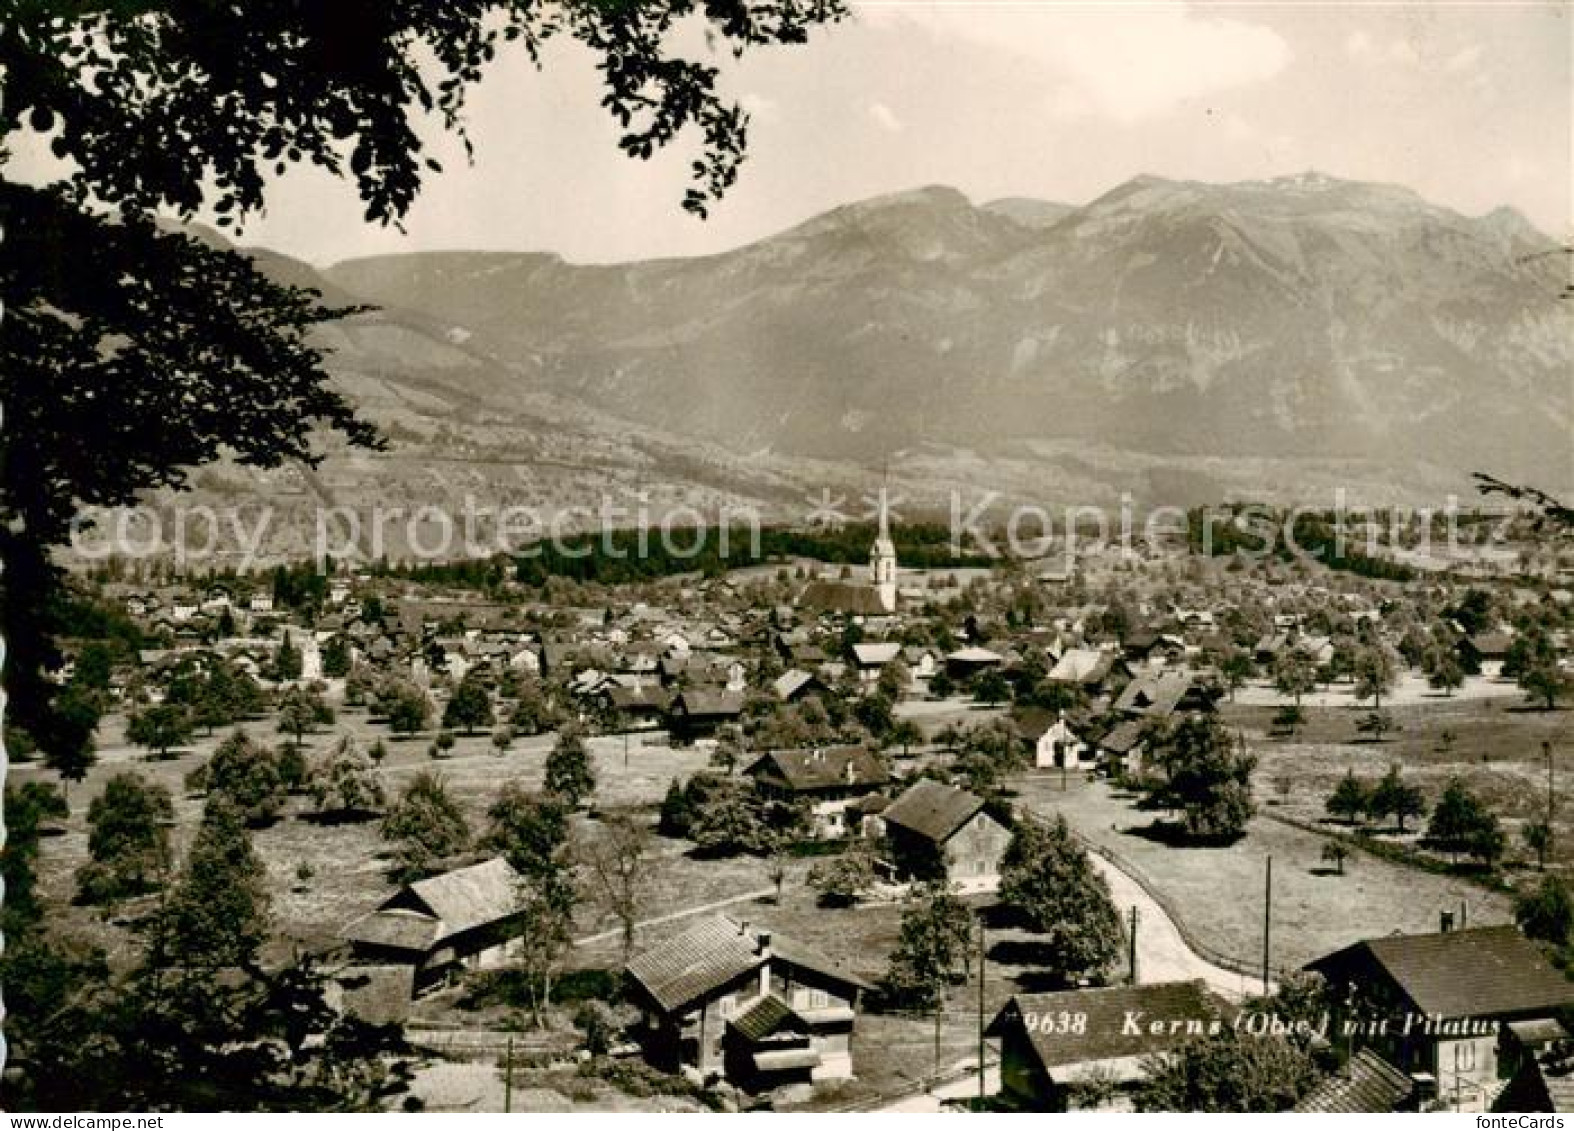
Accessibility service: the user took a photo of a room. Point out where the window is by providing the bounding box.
[718,994,738,1019]
[808,988,830,1009]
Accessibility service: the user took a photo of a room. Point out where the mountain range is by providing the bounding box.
[162,172,1573,563]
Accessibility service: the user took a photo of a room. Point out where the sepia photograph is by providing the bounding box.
[2,0,1572,1116]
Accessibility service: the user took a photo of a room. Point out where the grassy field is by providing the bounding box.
[1012,768,1516,973]
[19,706,756,961]
[1221,696,1574,868]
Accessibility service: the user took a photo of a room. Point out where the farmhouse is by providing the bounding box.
[1305,924,1574,1112]
[988,981,1234,1111]
[668,688,745,743]
[744,746,890,837]
[1013,708,1094,771]
[880,779,1008,886]
[624,914,871,1092]
[341,857,528,993]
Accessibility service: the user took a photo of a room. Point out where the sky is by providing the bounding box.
[20,1,1573,265]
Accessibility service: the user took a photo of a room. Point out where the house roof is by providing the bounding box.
[344,856,525,953]
[1048,648,1117,686]
[946,646,1005,665]
[1306,926,1574,1019]
[773,669,820,700]
[1098,719,1148,755]
[800,580,890,617]
[1113,671,1195,718]
[852,642,903,666]
[672,689,745,719]
[744,746,889,793]
[989,981,1233,1073]
[625,915,764,1013]
[1467,630,1516,658]
[342,908,443,953]
[881,779,987,844]
[606,685,672,712]
[1294,1050,1413,1113]
[729,994,810,1042]
[625,914,869,1014]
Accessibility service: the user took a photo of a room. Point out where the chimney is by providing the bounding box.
[756,930,772,955]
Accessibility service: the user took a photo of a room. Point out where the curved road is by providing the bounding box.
[1086,852,1270,1000]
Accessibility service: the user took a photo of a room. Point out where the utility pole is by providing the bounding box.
[504,1034,514,1113]
[977,924,987,1104]
[1128,905,1140,985]
[1546,740,1556,836]
[1262,855,1273,995]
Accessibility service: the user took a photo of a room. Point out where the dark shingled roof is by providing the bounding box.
[881,779,987,844]
[1113,671,1195,718]
[745,746,890,794]
[799,580,891,617]
[344,857,524,954]
[342,909,442,953]
[1307,925,1574,1019]
[625,915,763,1014]
[671,688,745,719]
[729,994,809,1042]
[988,981,1233,1072]
[625,915,871,1015]
[1295,1050,1413,1113]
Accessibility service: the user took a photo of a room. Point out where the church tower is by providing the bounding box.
[869,489,898,613]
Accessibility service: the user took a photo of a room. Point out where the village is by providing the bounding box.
[11,503,1574,1114]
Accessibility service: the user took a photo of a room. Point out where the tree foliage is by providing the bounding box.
[150,795,272,970]
[998,816,1123,986]
[1146,716,1257,843]
[78,771,175,904]
[544,723,597,807]
[1133,1026,1322,1113]
[1424,777,1505,865]
[881,883,975,1012]
[381,770,471,881]
[307,735,387,818]
[187,727,289,826]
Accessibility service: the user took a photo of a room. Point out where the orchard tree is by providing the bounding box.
[1272,651,1318,709]
[1523,820,1554,871]
[578,815,655,961]
[544,724,596,808]
[1133,1026,1321,1112]
[1147,716,1257,843]
[276,685,334,748]
[382,771,471,881]
[379,679,433,736]
[127,703,194,760]
[1324,771,1370,827]
[1352,646,1400,710]
[1368,764,1427,833]
[77,772,175,904]
[1425,778,1505,866]
[808,840,880,907]
[1516,873,1574,946]
[307,735,387,820]
[443,671,494,736]
[187,727,288,826]
[881,883,975,1012]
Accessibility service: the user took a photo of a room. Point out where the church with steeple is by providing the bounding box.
[869,492,898,614]
[798,492,900,619]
